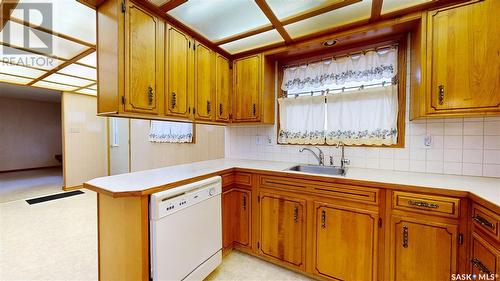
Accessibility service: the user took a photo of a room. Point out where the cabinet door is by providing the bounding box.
[391,216,458,281]
[314,203,378,281]
[222,190,234,250]
[166,26,192,118]
[124,3,160,114]
[194,42,214,121]
[429,0,500,113]
[232,189,251,246]
[470,232,499,278]
[259,192,305,268]
[233,55,261,122]
[215,54,230,122]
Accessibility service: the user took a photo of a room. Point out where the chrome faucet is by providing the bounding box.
[334,142,350,169]
[299,147,324,166]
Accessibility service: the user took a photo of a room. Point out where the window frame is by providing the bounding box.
[276,36,407,148]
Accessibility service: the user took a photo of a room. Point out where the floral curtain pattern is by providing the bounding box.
[325,85,398,145]
[281,48,397,91]
[278,95,325,145]
[149,121,193,143]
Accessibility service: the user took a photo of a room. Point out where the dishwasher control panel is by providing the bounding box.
[150,176,221,220]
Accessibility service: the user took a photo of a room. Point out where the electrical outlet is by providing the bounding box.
[267,135,272,145]
[424,134,432,147]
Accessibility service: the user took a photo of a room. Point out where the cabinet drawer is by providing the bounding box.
[470,232,499,277]
[472,203,500,242]
[234,172,252,186]
[392,191,460,218]
[221,173,234,188]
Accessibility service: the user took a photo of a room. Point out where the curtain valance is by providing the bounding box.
[281,48,397,91]
[149,121,193,143]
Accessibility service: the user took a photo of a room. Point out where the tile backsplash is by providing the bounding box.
[225,116,500,178]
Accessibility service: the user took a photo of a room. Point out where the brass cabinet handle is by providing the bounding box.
[321,210,326,228]
[408,200,439,209]
[252,103,256,116]
[242,194,246,210]
[219,103,223,116]
[171,92,176,109]
[293,206,299,223]
[471,258,492,274]
[438,85,444,105]
[472,215,494,229]
[188,107,191,114]
[402,225,409,248]
[207,101,211,114]
[147,86,154,106]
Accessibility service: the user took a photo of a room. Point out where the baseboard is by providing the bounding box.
[63,184,83,191]
[0,165,62,174]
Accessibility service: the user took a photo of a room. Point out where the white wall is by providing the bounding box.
[109,117,130,175]
[62,93,107,188]
[0,97,62,171]
[225,42,500,178]
[130,120,225,172]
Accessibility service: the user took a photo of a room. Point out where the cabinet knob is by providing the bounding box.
[171,92,176,109]
[148,86,154,106]
[252,103,256,116]
[293,206,299,223]
[321,210,326,228]
[242,194,246,210]
[402,225,409,248]
[207,101,211,114]
[219,103,223,116]
[438,85,444,105]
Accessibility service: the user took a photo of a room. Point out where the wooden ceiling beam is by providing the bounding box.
[370,0,383,22]
[254,0,292,43]
[0,0,19,31]
[159,0,187,13]
[28,47,96,86]
[214,24,274,46]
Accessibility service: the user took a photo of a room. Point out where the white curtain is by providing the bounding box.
[278,95,325,145]
[149,121,193,143]
[326,85,398,146]
[281,48,397,91]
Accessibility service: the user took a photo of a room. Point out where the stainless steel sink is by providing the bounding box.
[285,165,346,176]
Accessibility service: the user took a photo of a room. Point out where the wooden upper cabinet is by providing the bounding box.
[390,216,458,281]
[233,54,261,122]
[166,25,192,118]
[314,203,378,281]
[215,54,231,122]
[259,191,306,269]
[194,42,214,121]
[415,0,500,118]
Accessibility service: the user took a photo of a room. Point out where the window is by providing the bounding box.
[278,43,405,147]
[149,121,194,143]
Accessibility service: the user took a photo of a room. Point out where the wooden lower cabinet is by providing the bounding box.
[259,191,306,269]
[470,232,499,277]
[390,215,458,281]
[222,188,251,251]
[313,202,378,281]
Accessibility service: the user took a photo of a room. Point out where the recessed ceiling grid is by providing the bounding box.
[146,0,435,55]
[0,0,97,96]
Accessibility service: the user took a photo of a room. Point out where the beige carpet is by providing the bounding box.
[0,167,63,203]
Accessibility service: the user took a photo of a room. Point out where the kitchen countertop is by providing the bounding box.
[85,158,500,206]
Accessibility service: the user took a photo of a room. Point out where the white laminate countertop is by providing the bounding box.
[85,158,500,206]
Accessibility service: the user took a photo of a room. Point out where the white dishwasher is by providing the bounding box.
[150,176,222,281]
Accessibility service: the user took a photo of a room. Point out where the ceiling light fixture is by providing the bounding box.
[323,39,338,47]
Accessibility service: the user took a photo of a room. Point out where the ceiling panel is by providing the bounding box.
[75,88,97,96]
[44,73,94,87]
[0,64,45,78]
[382,0,432,14]
[33,80,78,92]
[0,20,88,60]
[284,0,371,38]
[11,0,96,45]
[58,64,97,81]
[89,84,97,90]
[76,51,96,67]
[220,29,283,54]
[266,0,341,20]
[0,73,32,85]
[148,0,170,6]
[168,0,270,41]
[0,45,65,70]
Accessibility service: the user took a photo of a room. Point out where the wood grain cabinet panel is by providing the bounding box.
[259,191,306,268]
[215,54,230,122]
[194,42,214,121]
[233,54,261,122]
[166,25,192,118]
[393,191,460,218]
[313,202,378,281]
[222,188,251,251]
[470,232,499,278]
[390,216,458,281]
